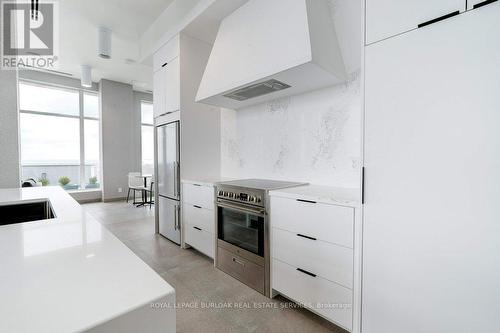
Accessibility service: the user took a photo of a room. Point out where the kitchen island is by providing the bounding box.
[0,186,175,333]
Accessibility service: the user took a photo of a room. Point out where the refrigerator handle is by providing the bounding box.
[176,204,181,230]
[174,204,178,231]
[173,161,179,198]
[175,161,180,198]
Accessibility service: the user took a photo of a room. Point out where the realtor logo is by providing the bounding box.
[1,0,59,69]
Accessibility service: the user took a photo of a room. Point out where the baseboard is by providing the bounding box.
[76,198,102,204]
[102,196,127,202]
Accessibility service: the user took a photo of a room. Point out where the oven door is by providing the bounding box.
[217,200,265,257]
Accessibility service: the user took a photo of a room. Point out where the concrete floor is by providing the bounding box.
[83,200,347,333]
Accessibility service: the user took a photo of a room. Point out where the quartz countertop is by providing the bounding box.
[0,186,175,333]
[181,177,235,187]
[269,185,360,207]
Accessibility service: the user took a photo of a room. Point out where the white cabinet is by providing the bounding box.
[365,0,465,44]
[363,4,500,332]
[182,181,216,259]
[153,68,166,118]
[153,57,180,117]
[467,0,496,9]
[153,35,179,72]
[270,192,357,331]
[273,259,353,331]
[271,196,354,248]
[164,57,180,113]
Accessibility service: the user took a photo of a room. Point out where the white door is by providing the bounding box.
[363,4,500,333]
[365,0,465,44]
[159,196,180,244]
[165,56,180,113]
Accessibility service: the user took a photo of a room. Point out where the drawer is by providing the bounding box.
[217,246,264,294]
[272,259,352,331]
[185,224,214,258]
[270,196,354,248]
[182,183,214,210]
[153,35,180,72]
[183,204,215,234]
[272,228,353,289]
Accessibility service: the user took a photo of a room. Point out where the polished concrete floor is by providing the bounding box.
[83,200,347,333]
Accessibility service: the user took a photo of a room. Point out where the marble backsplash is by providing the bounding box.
[220,71,361,188]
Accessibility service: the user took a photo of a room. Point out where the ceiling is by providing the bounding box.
[39,0,176,91]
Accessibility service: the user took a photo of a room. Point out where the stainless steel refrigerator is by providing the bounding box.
[156,121,181,244]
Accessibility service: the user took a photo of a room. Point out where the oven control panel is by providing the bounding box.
[217,188,263,205]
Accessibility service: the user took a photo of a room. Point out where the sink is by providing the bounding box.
[0,200,55,226]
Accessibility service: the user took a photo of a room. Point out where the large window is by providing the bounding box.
[19,81,101,190]
[141,101,154,175]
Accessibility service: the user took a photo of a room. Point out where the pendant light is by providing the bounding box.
[98,27,112,59]
[81,65,92,88]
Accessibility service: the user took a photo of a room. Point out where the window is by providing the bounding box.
[19,82,101,190]
[141,101,154,175]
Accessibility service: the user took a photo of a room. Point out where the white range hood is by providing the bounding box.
[195,0,346,109]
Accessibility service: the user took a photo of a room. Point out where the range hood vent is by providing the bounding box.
[196,0,346,109]
[223,79,291,101]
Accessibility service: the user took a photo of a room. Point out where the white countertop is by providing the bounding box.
[269,185,360,207]
[0,186,175,333]
[181,177,234,187]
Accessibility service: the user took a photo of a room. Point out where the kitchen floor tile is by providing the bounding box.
[83,201,348,333]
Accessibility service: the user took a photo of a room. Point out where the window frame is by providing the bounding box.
[18,80,100,190]
[140,100,154,175]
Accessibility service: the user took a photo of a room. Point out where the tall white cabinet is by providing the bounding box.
[363,3,500,332]
[153,33,221,240]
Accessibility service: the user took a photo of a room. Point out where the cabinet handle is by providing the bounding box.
[297,268,317,278]
[232,257,245,266]
[161,62,168,67]
[297,199,316,204]
[193,226,202,231]
[418,11,460,28]
[192,184,202,187]
[193,205,202,209]
[473,0,498,9]
[297,233,317,241]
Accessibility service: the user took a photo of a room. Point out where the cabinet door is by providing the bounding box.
[467,0,496,9]
[165,56,180,113]
[365,0,465,44]
[153,68,165,118]
[363,4,500,333]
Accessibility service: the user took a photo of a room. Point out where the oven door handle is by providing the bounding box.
[217,201,265,216]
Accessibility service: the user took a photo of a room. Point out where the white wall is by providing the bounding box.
[221,72,361,187]
[220,0,362,188]
[0,69,20,188]
[100,79,140,200]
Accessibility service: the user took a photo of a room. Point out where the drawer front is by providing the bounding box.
[185,224,214,258]
[270,196,354,248]
[273,259,352,331]
[272,228,353,289]
[182,183,214,210]
[153,35,180,72]
[217,247,265,294]
[183,204,214,234]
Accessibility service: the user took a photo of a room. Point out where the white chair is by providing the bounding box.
[126,172,147,204]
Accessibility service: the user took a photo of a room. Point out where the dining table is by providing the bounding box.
[134,174,153,207]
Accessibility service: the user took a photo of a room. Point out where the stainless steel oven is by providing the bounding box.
[215,179,307,297]
[216,185,268,295]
